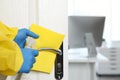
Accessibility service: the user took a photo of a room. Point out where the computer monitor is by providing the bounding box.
[68,16,105,49]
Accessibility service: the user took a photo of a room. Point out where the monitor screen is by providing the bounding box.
[68,16,105,48]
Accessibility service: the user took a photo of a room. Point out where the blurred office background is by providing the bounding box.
[68,0,120,80]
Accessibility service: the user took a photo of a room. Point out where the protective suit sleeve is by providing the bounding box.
[0,22,18,40]
[0,22,23,75]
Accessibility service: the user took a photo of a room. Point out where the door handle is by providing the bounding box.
[55,43,63,80]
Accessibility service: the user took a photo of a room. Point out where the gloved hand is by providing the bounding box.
[14,28,39,48]
[19,48,38,73]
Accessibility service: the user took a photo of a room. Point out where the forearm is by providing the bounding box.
[0,22,23,75]
[0,36,23,75]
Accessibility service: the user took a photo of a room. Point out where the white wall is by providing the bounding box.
[68,0,109,16]
[111,0,120,41]
[0,0,29,28]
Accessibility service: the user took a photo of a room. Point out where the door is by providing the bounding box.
[0,0,68,80]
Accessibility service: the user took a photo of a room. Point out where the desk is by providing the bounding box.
[68,48,108,80]
[69,56,96,80]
